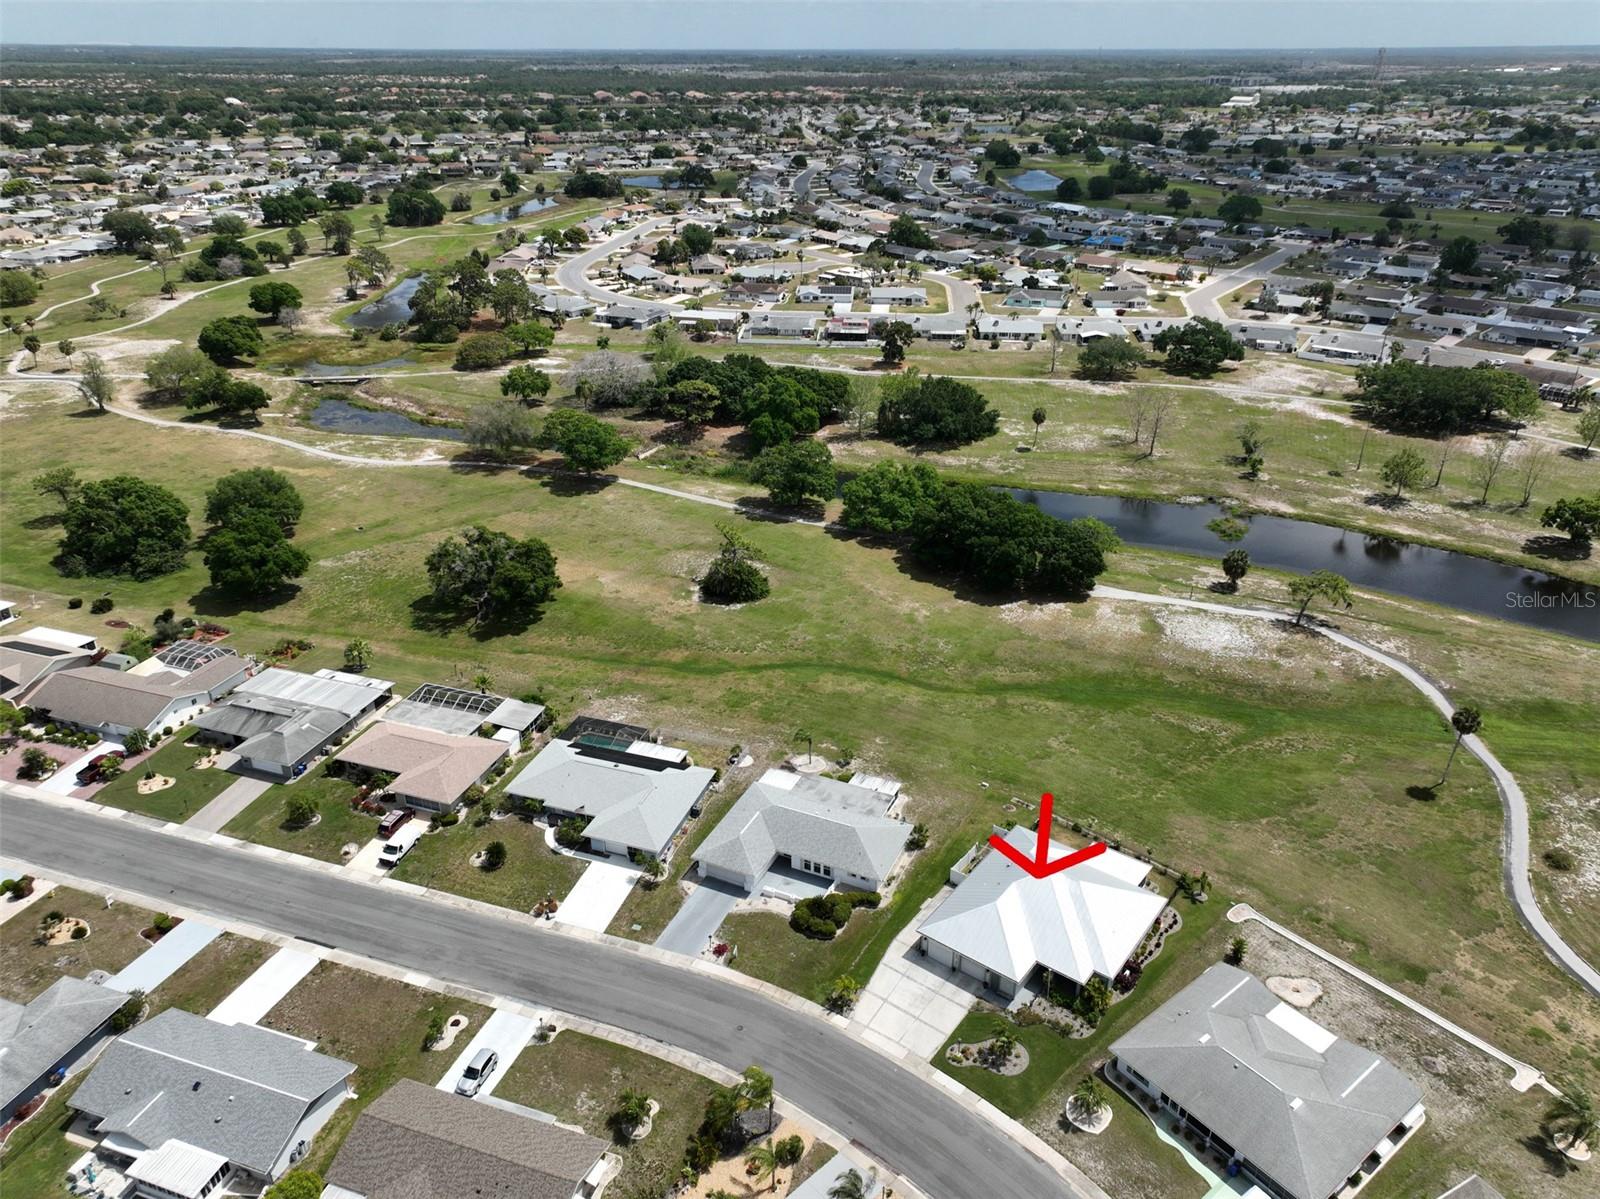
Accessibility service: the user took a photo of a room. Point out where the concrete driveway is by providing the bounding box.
[345,836,389,876]
[655,876,743,956]
[186,776,271,832]
[40,740,120,795]
[207,944,320,1025]
[550,859,639,932]
[105,918,222,994]
[848,902,988,1061]
[436,1008,539,1097]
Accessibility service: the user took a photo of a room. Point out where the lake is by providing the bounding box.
[622,174,665,189]
[468,196,559,225]
[308,398,466,441]
[346,275,423,329]
[1013,489,1600,640]
[1009,170,1063,193]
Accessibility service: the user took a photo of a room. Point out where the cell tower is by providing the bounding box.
[1373,47,1388,87]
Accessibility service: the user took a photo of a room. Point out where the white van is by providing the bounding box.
[377,822,425,868]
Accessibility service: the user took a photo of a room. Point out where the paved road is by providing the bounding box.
[0,790,1095,1199]
[1181,244,1300,319]
[554,215,677,307]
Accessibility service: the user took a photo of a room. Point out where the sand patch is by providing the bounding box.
[136,774,175,795]
[1156,610,1270,659]
[1266,975,1324,1008]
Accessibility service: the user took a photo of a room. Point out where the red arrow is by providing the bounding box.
[988,793,1107,879]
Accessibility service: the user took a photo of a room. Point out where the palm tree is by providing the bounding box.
[608,1089,652,1137]
[744,1141,780,1192]
[827,1167,874,1199]
[740,1063,774,1130]
[1547,1079,1599,1156]
[1438,705,1482,785]
[1071,1075,1110,1119]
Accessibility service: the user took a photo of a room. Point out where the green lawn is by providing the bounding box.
[0,887,158,1004]
[93,730,236,822]
[494,1029,722,1199]
[260,961,493,1175]
[146,932,274,1018]
[221,765,378,862]
[934,1009,1083,1114]
[1,395,1597,1076]
[392,814,587,910]
[0,1080,85,1199]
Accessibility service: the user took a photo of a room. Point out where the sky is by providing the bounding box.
[5,1,1598,53]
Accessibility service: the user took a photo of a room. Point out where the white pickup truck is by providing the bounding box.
[377,821,425,868]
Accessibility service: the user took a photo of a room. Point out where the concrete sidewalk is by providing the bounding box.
[186,776,271,832]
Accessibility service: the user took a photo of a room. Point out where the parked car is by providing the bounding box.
[378,808,412,838]
[377,822,425,868]
[455,1048,498,1096]
[76,752,126,785]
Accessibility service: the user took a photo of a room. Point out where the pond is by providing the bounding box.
[308,398,466,441]
[468,196,559,225]
[1009,170,1063,193]
[1012,489,1600,640]
[621,174,665,189]
[345,275,423,329]
[299,357,413,378]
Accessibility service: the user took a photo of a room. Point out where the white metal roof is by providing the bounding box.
[918,826,1166,986]
[127,1139,229,1199]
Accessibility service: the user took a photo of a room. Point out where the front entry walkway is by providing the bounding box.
[848,896,990,1061]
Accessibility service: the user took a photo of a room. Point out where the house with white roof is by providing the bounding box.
[694,769,908,897]
[916,825,1167,1002]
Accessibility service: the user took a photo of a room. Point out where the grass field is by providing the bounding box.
[0,1079,86,1199]
[392,813,588,910]
[495,1029,723,1198]
[221,765,378,862]
[260,960,493,1175]
[0,394,1596,1078]
[92,730,236,821]
[0,886,157,1004]
[145,931,274,1018]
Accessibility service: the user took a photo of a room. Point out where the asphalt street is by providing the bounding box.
[0,788,1100,1199]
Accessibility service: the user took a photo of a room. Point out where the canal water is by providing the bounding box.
[308,398,466,441]
[345,275,423,329]
[1009,170,1063,192]
[1014,489,1600,640]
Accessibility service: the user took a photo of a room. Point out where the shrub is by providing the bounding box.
[423,1012,446,1050]
[789,891,879,939]
[90,596,114,614]
[67,597,83,609]
[555,817,589,848]
[283,794,318,829]
[825,975,862,1013]
[108,990,145,1033]
[1544,847,1576,871]
[482,840,507,871]
[71,923,89,940]
[774,1135,804,1166]
[123,728,150,755]
[905,822,929,850]
[1226,935,1248,965]
[699,555,769,603]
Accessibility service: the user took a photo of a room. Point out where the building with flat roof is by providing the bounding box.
[1109,964,1425,1199]
[191,667,393,777]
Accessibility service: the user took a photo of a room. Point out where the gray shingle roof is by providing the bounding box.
[28,658,243,731]
[695,770,905,887]
[505,737,712,855]
[72,1008,355,1176]
[326,1079,607,1199]
[0,976,127,1110]
[1111,964,1423,1199]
